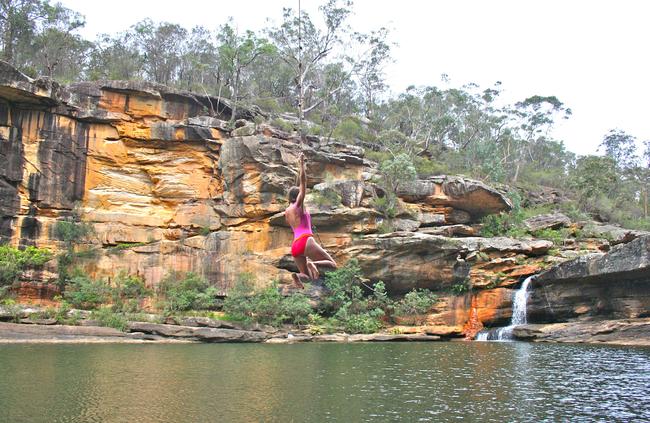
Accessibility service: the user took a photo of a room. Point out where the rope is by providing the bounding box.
[298,0,304,146]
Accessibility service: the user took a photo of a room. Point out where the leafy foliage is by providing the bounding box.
[393,289,438,316]
[0,245,53,286]
[158,272,220,313]
[54,218,94,286]
[223,278,312,326]
[63,272,111,310]
[91,307,129,332]
[111,272,151,313]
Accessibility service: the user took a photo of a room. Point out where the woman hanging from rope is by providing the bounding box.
[285,153,337,288]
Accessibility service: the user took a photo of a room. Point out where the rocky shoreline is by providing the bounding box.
[2,314,648,346]
[0,320,445,344]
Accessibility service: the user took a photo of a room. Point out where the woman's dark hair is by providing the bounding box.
[288,186,300,203]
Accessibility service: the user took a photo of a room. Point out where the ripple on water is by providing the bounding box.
[0,342,648,422]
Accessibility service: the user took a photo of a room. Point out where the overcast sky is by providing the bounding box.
[59,0,650,156]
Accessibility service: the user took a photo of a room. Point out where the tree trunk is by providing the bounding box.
[512,162,520,183]
[230,67,240,122]
[2,26,14,63]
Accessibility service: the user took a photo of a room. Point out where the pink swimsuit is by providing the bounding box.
[290,206,313,257]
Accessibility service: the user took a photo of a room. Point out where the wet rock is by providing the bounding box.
[512,318,650,346]
[347,333,441,342]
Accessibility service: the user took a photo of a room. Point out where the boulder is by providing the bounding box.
[398,175,512,219]
[524,213,571,232]
[0,321,128,341]
[512,318,650,346]
[128,322,269,342]
[312,179,366,208]
[461,237,553,256]
[580,223,649,245]
[528,236,650,323]
[343,232,470,293]
[418,224,480,237]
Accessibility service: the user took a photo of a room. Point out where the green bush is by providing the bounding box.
[54,219,94,286]
[107,242,148,255]
[270,117,294,133]
[451,278,471,295]
[558,201,589,221]
[320,260,387,334]
[393,289,438,317]
[414,157,448,177]
[0,245,53,286]
[255,98,283,114]
[111,272,151,313]
[279,292,313,325]
[223,280,312,326]
[54,220,93,247]
[333,117,364,141]
[158,272,220,313]
[371,195,398,218]
[340,310,384,334]
[92,307,129,332]
[63,273,111,310]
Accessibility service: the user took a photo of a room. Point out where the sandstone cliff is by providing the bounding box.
[2,61,648,342]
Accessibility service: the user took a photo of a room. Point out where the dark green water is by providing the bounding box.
[0,342,649,422]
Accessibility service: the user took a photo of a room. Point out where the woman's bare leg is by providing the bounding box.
[292,255,311,288]
[305,238,337,269]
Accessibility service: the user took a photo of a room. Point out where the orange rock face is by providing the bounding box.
[2,62,527,331]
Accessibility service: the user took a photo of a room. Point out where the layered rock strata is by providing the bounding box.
[0,61,515,299]
[4,62,648,344]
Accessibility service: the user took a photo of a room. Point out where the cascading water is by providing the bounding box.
[476,275,535,341]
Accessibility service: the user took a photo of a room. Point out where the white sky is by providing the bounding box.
[59,0,650,156]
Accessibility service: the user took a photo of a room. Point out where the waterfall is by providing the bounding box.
[475,275,535,341]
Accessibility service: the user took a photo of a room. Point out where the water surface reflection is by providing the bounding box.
[0,342,648,422]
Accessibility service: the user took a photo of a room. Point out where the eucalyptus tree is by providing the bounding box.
[266,0,353,122]
[216,21,275,120]
[0,0,47,64]
[177,26,219,92]
[351,27,391,120]
[87,31,143,81]
[30,3,89,80]
[132,19,188,85]
[599,129,638,170]
[507,95,572,182]
[642,140,650,218]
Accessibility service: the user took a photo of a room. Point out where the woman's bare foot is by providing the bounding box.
[291,273,305,289]
[307,261,320,280]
